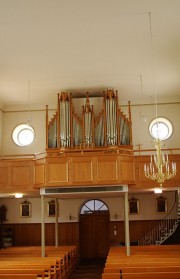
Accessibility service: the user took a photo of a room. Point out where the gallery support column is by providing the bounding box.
[41,194,45,257]
[124,191,130,256]
[55,198,59,247]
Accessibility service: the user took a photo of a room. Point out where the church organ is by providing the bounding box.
[46,89,132,150]
[0,88,179,192]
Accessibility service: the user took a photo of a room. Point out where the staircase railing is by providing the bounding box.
[138,191,179,246]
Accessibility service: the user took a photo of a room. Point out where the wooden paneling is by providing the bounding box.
[110,220,160,244]
[46,158,68,185]
[59,223,79,246]
[45,223,55,246]
[12,166,30,186]
[135,156,152,183]
[0,152,179,193]
[43,152,135,187]
[6,224,41,246]
[119,156,135,183]
[2,220,167,249]
[34,159,45,186]
[71,157,93,183]
[11,161,34,191]
[129,220,159,242]
[109,221,125,245]
[3,223,79,247]
[96,156,118,182]
[0,160,35,193]
[0,166,8,186]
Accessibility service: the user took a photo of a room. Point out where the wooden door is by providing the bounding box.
[79,212,110,259]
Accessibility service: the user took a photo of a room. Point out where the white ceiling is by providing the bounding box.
[0,0,180,109]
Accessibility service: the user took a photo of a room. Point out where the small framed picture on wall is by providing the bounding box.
[129,197,139,214]
[20,201,31,217]
[47,200,56,217]
[156,196,167,213]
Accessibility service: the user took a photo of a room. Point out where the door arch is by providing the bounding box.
[79,199,110,259]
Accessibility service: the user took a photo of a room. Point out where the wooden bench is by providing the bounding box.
[0,275,42,279]
[102,272,180,279]
[102,245,180,279]
[108,245,180,256]
[0,258,62,279]
[0,261,56,279]
[0,255,72,278]
[0,268,50,278]
[104,266,180,273]
[0,245,78,279]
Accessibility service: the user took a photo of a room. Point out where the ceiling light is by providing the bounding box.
[144,139,176,187]
[15,193,23,198]
[154,188,162,194]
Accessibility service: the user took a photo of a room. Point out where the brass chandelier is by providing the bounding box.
[144,13,177,189]
[144,138,176,188]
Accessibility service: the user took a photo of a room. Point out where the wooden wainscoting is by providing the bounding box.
[1,220,165,249]
[2,223,79,247]
[109,220,160,245]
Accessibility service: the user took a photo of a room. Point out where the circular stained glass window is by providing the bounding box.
[12,124,35,146]
[149,117,173,140]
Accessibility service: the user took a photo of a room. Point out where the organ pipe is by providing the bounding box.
[46,89,132,149]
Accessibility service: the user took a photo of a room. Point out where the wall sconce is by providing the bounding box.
[69,213,72,220]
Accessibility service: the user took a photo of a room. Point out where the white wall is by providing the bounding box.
[1,102,179,155]
[2,110,46,155]
[0,191,176,224]
[131,103,180,150]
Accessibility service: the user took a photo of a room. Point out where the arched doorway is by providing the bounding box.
[79,199,110,260]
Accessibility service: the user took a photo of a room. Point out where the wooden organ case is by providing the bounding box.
[40,89,135,188]
[46,89,132,150]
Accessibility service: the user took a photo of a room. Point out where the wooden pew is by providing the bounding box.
[0,268,50,278]
[108,244,180,256]
[0,258,62,279]
[104,266,180,273]
[0,275,42,279]
[0,260,56,279]
[0,245,78,279]
[102,272,180,279]
[0,257,68,278]
[102,245,180,279]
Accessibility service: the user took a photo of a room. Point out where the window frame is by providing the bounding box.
[80,199,109,215]
[12,123,35,146]
[149,117,173,140]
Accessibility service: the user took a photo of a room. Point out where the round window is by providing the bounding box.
[12,124,35,146]
[149,117,173,140]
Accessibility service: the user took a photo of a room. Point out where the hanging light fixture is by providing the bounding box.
[144,13,176,188]
[27,80,32,125]
[144,138,176,188]
[139,74,147,123]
